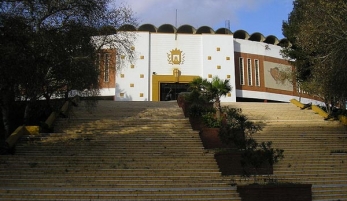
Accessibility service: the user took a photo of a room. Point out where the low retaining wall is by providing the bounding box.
[3,96,78,152]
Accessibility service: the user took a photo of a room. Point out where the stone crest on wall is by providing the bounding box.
[167,48,185,65]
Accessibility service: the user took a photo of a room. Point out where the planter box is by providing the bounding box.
[177,92,190,108]
[182,102,192,118]
[183,102,214,118]
[189,116,205,131]
[237,184,312,201]
[214,151,244,175]
[214,151,273,176]
[199,128,227,149]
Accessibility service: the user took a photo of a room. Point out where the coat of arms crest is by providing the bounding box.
[167,48,185,65]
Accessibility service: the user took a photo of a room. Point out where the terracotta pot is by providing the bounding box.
[177,95,185,108]
[181,102,192,118]
[199,128,227,149]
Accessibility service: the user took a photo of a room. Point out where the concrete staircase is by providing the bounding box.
[0,101,240,201]
[1,101,346,200]
[222,102,347,201]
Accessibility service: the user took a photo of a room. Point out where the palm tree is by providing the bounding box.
[187,77,211,104]
[205,76,232,118]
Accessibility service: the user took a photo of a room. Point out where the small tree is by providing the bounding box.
[219,107,261,150]
[218,107,284,180]
[241,141,284,179]
[205,76,232,119]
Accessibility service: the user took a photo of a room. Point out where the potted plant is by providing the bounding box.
[240,140,284,177]
[183,76,231,119]
[188,103,215,131]
[199,112,227,149]
[214,107,284,176]
[181,84,211,118]
[219,107,261,150]
[177,92,191,108]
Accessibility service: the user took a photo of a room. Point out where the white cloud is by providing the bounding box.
[115,0,275,28]
[111,0,294,37]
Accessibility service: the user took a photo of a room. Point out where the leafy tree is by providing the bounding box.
[0,15,36,138]
[0,0,137,142]
[282,0,347,112]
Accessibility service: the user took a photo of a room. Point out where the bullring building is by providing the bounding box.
[97,23,318,104]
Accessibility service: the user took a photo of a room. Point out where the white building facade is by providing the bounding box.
[99,24,321,104]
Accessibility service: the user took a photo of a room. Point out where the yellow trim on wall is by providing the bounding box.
[152,74,199,101]
[290,99,305,109]
[312,105,329,119]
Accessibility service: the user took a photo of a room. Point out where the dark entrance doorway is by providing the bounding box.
[160,83,189,101]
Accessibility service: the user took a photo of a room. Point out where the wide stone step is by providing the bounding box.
[0,187,241,201]
[0,183,232,189]
[0,194,240,201]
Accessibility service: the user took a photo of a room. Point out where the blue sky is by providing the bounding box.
[116,0,294,39]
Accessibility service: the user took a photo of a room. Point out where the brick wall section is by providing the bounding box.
[97,49,116,89]
[234,52,320,101]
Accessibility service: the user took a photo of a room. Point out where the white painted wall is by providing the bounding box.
[115,32,150,101]
[202,34,236,102]
[150,33,203,76]
[114,32,237,102]
[234,38,283,59]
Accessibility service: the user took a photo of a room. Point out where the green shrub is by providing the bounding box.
[202,112,222,128]
[188,103,215,117]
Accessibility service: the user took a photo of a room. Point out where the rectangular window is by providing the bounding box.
[255,59,260,86]
[104,54,110,82]
[247,58,252,86]
[239,57,245,85]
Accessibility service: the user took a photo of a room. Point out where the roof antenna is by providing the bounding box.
[225,20,230,34]
[175,9,178,27]
[175,9,178,40]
